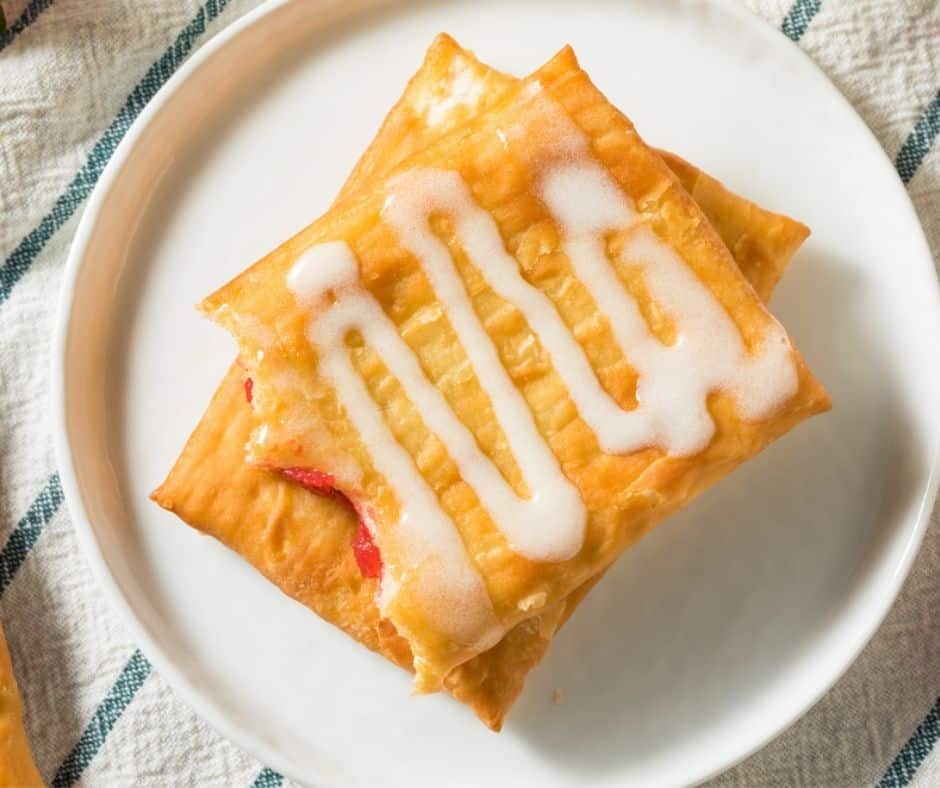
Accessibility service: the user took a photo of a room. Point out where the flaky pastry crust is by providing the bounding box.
[154,35,818,729]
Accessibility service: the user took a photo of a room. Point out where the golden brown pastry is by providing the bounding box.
[154,35,817,729]
[198,45,829,693]
[0,622,42,787]
[341,34,807,305]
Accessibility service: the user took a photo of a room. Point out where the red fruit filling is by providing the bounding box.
[278,467,383,579]
[351,521,382,579]
[280,466,338,496]
[244,377,254,404]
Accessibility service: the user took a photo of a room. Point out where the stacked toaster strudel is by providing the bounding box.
[153,34,829,730]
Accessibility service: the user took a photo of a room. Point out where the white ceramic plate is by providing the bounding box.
[54,1,940,786]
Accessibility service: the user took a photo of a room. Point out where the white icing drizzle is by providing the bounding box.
[283,92,799,652]
[382,163,796,460]
[533,105,798,454]
[289,239,586,562]
[566,211,797,453]
[381,172,587,561]
[287,242,501,649]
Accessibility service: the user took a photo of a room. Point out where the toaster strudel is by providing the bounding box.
[153,35,825,729]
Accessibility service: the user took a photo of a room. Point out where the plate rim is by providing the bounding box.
[51,0,940,785]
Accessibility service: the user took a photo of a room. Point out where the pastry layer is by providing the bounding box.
[154,35,813,729]
[199,45,830,689]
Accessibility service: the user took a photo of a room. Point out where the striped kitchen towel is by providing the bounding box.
[0,0,937,785]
